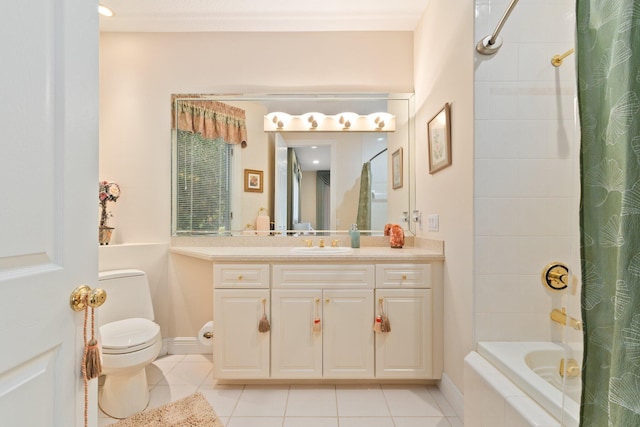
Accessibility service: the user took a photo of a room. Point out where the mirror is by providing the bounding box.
[171,93,414,237]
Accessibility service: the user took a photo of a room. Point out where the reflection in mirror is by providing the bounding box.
[171,94,414,237]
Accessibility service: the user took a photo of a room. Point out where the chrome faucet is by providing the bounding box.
[550,307,582,331]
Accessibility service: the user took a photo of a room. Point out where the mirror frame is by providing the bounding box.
[171,93,416,237]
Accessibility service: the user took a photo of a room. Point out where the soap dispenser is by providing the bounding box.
[350,224,360,248]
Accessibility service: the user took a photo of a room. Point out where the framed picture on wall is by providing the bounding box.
[244,169,263,193]
[428,102,452,174]
[392,148,403,189]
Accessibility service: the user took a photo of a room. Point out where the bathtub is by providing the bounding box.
[464,342,582,427]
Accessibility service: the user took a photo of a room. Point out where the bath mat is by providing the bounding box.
[109,392,224,427]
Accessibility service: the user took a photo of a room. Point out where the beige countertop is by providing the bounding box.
[170,245,444,263]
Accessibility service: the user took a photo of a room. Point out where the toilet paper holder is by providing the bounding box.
[202,331,213,339]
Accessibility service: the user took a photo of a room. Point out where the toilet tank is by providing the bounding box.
[98,269,155,326]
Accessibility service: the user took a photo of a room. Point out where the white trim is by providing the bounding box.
[163,337,213,355]
[439,372,464,421]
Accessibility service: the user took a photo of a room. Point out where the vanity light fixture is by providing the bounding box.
[265,112,395,132]
[98,4,114,17]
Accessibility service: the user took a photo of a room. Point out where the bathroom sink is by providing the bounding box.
[290,246,353,255]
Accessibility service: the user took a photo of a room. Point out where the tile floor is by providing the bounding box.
[99,354,463,427]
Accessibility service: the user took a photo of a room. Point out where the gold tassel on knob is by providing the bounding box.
[312,298,322,333]
[258,298,270,332]
[83,293,102,380]
[378,298,391,333]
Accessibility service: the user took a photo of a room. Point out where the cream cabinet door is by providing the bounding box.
[213,289,270,379]
[322,289,374,378]
[375,289,433,378]
[271,289,323,378]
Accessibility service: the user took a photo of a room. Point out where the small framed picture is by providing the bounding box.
[392,148,403,189]
[244,169,263,193]
[428,103,452,174]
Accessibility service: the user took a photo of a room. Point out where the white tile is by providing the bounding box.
[517,313,552,341]
[475,198,518,237]
[227,417,284,427]
[475,274,519,314]
[475,313,521,341]
[286,385,337,417]
[447,417,464,427]
[518,120,578,160]
[147,384,199,411]
[336,385,390,417]
[338,417,394,427]
[428,386,458,417]
[233,385,289,417]
[182,353,213,363]
[382,385,443,417]
[393,417,451,427]
[158,361,212,386]
[474,120,519,160]
[283,417,339,427]
[475,159,519,198]
[475,237,517,275]
[517,81,576,121]
[518,159,574,198]
[146,359,179,385]
[197,383,244,417]
[518,198,572,237]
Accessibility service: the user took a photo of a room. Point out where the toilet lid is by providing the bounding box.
[100,318,161,354]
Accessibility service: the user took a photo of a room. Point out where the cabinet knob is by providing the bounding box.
[325,298,330,304]
[237,274,243,280]
[402,274,407,280]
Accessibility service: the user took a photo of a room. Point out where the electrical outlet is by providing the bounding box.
[428,214,439,231]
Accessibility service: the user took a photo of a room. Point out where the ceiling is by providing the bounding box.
[99,0,430,32]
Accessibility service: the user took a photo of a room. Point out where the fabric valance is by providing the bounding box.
[171,95,247,144]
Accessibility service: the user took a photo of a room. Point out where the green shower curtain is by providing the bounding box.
[577,2,640,426]
[356,162,371,231]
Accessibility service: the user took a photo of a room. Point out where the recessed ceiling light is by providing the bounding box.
[311,146,317,149]
[313,160,319,164]
[99,4,114,17]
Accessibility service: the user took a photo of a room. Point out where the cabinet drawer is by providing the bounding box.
[272,264,374,289]
[375,264,431,288]
[214,264,270,288]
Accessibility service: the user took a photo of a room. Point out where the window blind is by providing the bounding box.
[176,130,232,233]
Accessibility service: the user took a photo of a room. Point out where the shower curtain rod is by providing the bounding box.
[476,0,520,55]
[368,148,387,162]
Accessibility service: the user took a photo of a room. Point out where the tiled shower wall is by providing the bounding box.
[474,0,581,342]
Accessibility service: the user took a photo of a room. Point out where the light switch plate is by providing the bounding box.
[428,214,439,231]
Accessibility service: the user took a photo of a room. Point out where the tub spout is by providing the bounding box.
[560,358,581,378]
[550,307,582,331]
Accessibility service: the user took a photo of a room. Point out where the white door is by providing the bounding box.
[213,289,270,379]
[271,289,322,378]
[375,289,433,378]
[323,289,374,378]
[0,1,98,426]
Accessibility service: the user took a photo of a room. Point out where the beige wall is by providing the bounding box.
[413,0,475,392]
[99,31,414,337]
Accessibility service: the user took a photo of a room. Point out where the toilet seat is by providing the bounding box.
[100,318,161,355]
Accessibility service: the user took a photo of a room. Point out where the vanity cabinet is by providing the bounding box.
[271,288,374,379]
[211,257,442,381]
[375,264,433,379]
[271,264,375,379]
[213,264,270,379]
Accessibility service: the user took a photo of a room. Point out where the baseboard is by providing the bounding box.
[439,372,464,421]
[163,337,213,355]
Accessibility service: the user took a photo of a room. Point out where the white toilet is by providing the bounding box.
[97,269,162,419]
